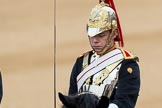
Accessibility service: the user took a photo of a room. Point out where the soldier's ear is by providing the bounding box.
[58,92,76,108]
[114,29,120,41]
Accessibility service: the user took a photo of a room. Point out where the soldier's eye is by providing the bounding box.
[99,33,105,37]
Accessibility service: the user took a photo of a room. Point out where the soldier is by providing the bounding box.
[67,1,140,108]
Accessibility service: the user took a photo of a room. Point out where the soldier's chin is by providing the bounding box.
[93,48,108,55]
[94,49,102,54]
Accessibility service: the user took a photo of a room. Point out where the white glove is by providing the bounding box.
[108,103,118,108]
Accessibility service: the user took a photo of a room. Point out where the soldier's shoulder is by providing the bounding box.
[78,50,93,58]
[119,48,139,62]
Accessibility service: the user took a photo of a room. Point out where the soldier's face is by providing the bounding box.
[89,31,115,54]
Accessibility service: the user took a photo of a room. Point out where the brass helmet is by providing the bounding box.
[87,1,124,47]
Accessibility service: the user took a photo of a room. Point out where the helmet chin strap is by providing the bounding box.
[97,30,116,56]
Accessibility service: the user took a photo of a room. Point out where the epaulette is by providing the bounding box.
[78,50,92,58]
[120,48,139,62]
[79,50,92,70]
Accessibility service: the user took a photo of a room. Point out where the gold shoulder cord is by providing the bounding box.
[82,52,90,71]
[81,52,91,86]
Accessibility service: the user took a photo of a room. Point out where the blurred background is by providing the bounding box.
[56,0,162,108]
[0,0,54,108]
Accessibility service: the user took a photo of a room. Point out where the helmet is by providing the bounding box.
[87,1,124,47]
[87,2,117,37]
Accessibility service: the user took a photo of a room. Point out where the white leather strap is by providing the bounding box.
[108,103,119,108]
[77,49,124,91]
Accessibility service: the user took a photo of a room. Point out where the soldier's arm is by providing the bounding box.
[110,59,140,108]
[68,57,83,95]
